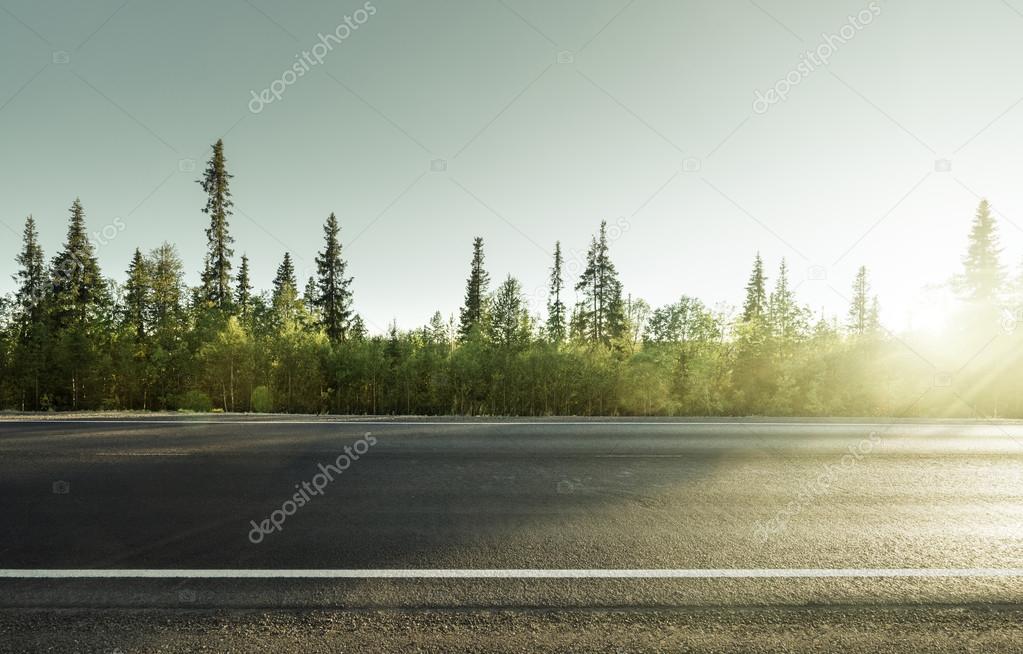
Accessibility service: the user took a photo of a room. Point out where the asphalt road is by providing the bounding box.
[2,416,1023,651]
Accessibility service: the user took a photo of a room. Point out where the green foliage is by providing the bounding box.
[314,213,355,343]
[174,389,213,413]
[4,152,1017,419]
[574,221,626,346]
[198,139,234,310]
[250,385,272,413]
[545,242,566,344]
[458,237,490,341]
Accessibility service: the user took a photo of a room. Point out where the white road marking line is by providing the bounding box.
[95,452,191,456]
[2,569,1022,579]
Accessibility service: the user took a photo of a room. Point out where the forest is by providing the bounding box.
[0,140,1017,417]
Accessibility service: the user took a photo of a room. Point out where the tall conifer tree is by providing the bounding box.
[198,139,234,309]
[314,213,355,343]
[545,241,566,344]
[458,237,490,340]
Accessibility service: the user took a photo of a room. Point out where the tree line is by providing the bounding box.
[1,141,1017,416]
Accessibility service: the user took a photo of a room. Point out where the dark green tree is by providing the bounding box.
[198,139,234,309]
[490,275,531,348]
[458,237,490,341]
[545,241,566,344]
[574,221,626,346]
[741,252,767,323]
[314,213,355,343]
[11,216,48,409]
[123,248,150,340]
[271,252,301,329]
[48,198,111,409]
[235,254,253,317]
[13,216,46,323]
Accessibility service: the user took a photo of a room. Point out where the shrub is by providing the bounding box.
[250,385,273,413]
[174,390,212,413]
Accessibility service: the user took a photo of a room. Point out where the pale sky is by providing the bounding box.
[3,0,1023,333]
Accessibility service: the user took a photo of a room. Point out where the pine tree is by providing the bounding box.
[303,276,318,311]
[50,198,108,328]
[741,252,767,323]
[13,216,46,324]
[545,241,566,344]
[272,252,298,307]
[314,213,355,343]
[574,221,626,346]
[490,275,530,348]
[847,266,871,335]
[235,254,253,316]
[960,199,1004,304]
[11,215,47,410]
[147,243,185,330]
[458,237,490,340]
[868,296,880,333]
[48,198,110,409]
[198,139,234,309]
[427,310,449,345]
[768,258,801,339]
[123,248,150,340]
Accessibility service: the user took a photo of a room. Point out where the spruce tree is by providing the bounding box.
[123,248,150,340]
[12,216,47,409]
[49,198,110,409]
[235,254,253,316]
[148,243,185,329]
[545,241,566,344]
[868,296,880,333]
[960,199,1004,304]
[303,276,319,316]
[768,258,802,340]
[574,221,626,345]
[50,198,108,327]
[847,265,871,335]
[314,213,355,343]
[741,252,767,323]
[490,275,530,348]
[198,139,234,309]
[270,252,302,332]
[458,237,490,340]
[272,252,298,307]
[13,215,46,324]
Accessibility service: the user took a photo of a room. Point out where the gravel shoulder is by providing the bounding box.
[4,606,1023,653]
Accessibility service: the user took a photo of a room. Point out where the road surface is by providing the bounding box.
[1,416,1022,651]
